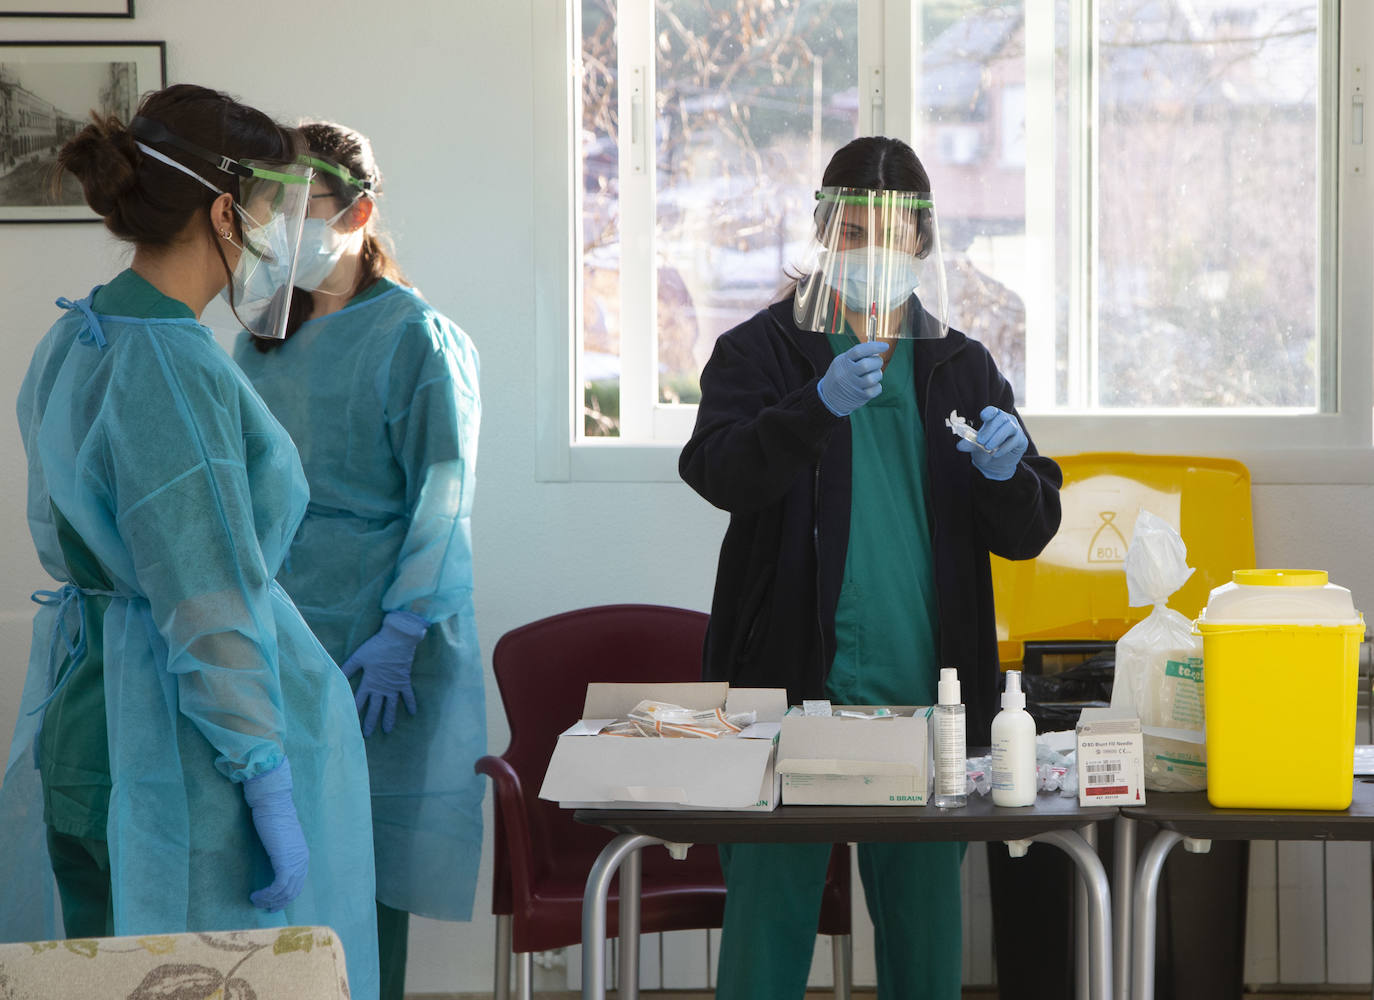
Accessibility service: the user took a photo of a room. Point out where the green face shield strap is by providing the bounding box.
[814,190,933,209]
[298,154,373,193]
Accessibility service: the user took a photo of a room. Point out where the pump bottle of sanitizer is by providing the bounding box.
[991,670,1037,807]
[931,667,967,808]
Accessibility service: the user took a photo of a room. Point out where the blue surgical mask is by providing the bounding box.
[219,212,296,328]
[294,216,353,291]
[829,247,919,312]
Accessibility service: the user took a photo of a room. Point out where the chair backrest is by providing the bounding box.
[992,453,1255,662]
[490,604,710,891]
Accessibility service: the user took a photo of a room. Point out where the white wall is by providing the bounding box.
[0,1,1371,995]
[0,2,725,992]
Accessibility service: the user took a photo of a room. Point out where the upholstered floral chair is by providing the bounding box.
[0,926,349,999]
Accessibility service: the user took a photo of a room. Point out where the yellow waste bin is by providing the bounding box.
[1196,569,1363,810]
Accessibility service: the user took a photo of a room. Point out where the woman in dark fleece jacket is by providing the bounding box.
[679,136,1061,1000]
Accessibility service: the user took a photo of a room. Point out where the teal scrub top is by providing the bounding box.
[37,271,194,838]
[824,333,941,707]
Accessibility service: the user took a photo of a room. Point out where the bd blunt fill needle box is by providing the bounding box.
[1076,708,1147,806]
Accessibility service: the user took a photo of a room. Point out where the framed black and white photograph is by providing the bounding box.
[0,1,133,17]
[0,41,164,222]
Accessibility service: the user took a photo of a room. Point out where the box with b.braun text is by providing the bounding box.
[537,682,786,811]
[776,705,931,805]
[1076,708,1147,806]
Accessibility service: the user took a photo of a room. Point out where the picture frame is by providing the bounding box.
[0,1,133,17]
[0,40,164,222]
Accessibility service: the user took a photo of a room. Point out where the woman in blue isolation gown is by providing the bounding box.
[0,85,379,1000]
[233,122,484,1000]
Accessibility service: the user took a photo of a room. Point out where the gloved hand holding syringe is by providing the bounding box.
[945,410,990,452]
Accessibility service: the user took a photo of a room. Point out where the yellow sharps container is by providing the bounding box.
[1196,569,1364,810]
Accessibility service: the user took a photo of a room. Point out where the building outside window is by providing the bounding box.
[535,0,1368,482]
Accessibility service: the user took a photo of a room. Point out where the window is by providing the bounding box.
[535,0,1372,482]
[579,0,861,443]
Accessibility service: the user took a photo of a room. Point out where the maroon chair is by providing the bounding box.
[475,604,852,999]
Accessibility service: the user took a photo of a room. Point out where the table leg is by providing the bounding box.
[493,913,511,1000]
[1071,824,1093,1000]
[1076,822,1098,1000]
[618,844,642,1000]
[582,833,663,1000]
[1028,828,1113,1000]
[1114,816,1136,1000]
[1130,829,1183,1000]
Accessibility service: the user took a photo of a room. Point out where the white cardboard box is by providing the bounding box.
[537,682,787,811]
[776,706,931,805]
[1076,708,1147,806]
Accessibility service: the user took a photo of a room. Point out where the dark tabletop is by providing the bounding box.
[575,793,1117,844]
[1120,780,1374,840]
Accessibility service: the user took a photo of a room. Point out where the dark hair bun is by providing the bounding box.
[57,114,141,218]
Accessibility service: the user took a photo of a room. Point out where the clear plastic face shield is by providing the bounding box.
[130,116,314,340]
[226,163,314,338]
[792,187,948,340]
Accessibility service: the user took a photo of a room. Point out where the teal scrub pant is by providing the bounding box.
[715,839,964,1000]
[46,828,114,939]
[377,900,410,1000]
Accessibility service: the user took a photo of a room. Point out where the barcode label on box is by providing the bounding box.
[1077,716,1145,805]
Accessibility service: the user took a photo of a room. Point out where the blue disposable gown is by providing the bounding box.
[0,275,380,1000]
[233,280,484,921]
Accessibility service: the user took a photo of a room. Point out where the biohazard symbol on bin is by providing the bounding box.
[1087,511,1128,563]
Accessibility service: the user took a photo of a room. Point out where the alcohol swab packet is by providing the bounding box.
[945,409,991,453]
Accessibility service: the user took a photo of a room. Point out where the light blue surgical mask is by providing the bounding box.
[829,247,919,312]
[294,216,353,291]
[219,212,297,329]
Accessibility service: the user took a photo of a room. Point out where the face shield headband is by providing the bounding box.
[792,186,949,340]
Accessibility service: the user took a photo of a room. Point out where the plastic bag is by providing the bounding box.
[965,738,1075,796]
[1110,509,1208,791]
[620,699,757,738]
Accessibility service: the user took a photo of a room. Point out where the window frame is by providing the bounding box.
[534,0,1374,485]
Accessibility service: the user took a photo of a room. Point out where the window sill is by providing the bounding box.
[537,440,1374,487]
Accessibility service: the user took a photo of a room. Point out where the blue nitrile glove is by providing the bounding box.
[816,340,891,417]
[957,405,1029,481]
[341,610,428,737]
[243,758,308,912]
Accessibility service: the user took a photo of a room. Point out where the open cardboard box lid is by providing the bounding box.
[777,705,928,773]
[539,683,787,810]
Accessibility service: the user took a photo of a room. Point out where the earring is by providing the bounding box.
[219,229,232,239]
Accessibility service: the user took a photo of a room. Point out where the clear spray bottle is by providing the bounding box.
[931,667,967,809]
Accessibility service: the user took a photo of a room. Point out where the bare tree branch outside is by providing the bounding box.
[580,0,1319,435]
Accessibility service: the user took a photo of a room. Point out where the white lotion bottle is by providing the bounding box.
[931,668,967,809]
[991,670,1037,807]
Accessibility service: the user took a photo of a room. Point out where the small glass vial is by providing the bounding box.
[931,667,967,809]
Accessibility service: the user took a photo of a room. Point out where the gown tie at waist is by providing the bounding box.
[27,583,121,719]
